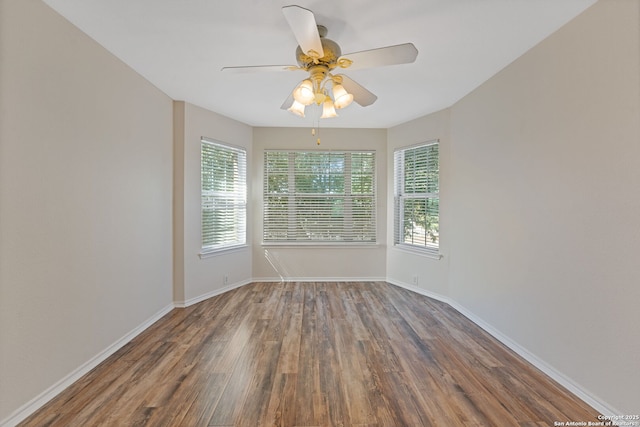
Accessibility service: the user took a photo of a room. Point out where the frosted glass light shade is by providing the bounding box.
[332,84,353,109]
[293,80,315,105]
[288,100,306,117]
[320,99,337,118]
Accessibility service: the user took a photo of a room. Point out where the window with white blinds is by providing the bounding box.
[201,138,247,252]
[263,150,376,244]
[394,141,439,254]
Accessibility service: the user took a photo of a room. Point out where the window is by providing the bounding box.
[264,150,376,244]
[201,138,247,253]
[394,141,439,255]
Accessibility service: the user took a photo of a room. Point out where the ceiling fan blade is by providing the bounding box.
[337,75,377,107]
[280,92,294,110]
[282,5,324,58]
[339,43,418,71]
[221,65,298,73]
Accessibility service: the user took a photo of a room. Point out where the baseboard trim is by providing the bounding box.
[174,279,253,308]
[0,303,174,427]
[387,279,621,417]
[253,276,387,283]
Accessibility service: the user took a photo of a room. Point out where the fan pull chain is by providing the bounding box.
[312,112,321,145]
[311,127,320,145]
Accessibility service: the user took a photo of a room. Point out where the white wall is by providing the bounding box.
[387,109,451,297]
[173,102,253,305]
[389,0,639,414]
[252,127,387,281]
[0,0,174,423]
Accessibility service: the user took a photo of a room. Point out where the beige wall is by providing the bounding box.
[0,0,174,422]
[173,102,253,305]
[252,127,387,281]
[386,108,451,297]
[389,0,639,413]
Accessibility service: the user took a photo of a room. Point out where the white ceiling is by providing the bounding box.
[42,0,596,129]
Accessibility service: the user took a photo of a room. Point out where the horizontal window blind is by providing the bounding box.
[201,138,246,251]
[264,150,376,243]
[394,142,439,253]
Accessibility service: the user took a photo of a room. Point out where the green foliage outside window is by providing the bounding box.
[264,150,376,243]
[395,143,439,251]
[201,139,246,250]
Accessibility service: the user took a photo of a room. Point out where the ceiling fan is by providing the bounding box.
[222,5,418,119]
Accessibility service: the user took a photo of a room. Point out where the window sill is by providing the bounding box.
[392,244,443,260]
[199,244,249,259]
[262,242,380,249]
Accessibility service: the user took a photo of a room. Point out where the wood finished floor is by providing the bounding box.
[20,281,600,427]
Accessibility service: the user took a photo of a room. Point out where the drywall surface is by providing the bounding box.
[173,102,253,305]
[0,0,173,421]
[387,108,451,297]
[447,0,640,413]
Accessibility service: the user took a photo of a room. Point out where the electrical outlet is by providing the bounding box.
[223,275,228,285]
[412,275,418,285]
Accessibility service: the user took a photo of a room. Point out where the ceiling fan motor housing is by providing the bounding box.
[295,25,342,69]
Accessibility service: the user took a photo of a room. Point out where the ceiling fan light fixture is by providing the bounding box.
[224,6,418,123]
[293,79,315,105]
[320,99,337,118]
[332,84,353,109]
[288,100,306,117]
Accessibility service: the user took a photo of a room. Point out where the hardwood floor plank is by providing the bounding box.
[333,319,374,424]
[342,284,373,341]
[275,304,303,374]
[19,282,602,427]
[264,373,297,427]
[292,284,321,426]
[172,372,227,427]
[317,336,349,427]
[233,341,282,426]
[208,317,269,425]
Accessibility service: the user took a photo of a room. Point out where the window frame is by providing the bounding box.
[263,149,377,246]
[393,140,440,258]
[200,137,247,256]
